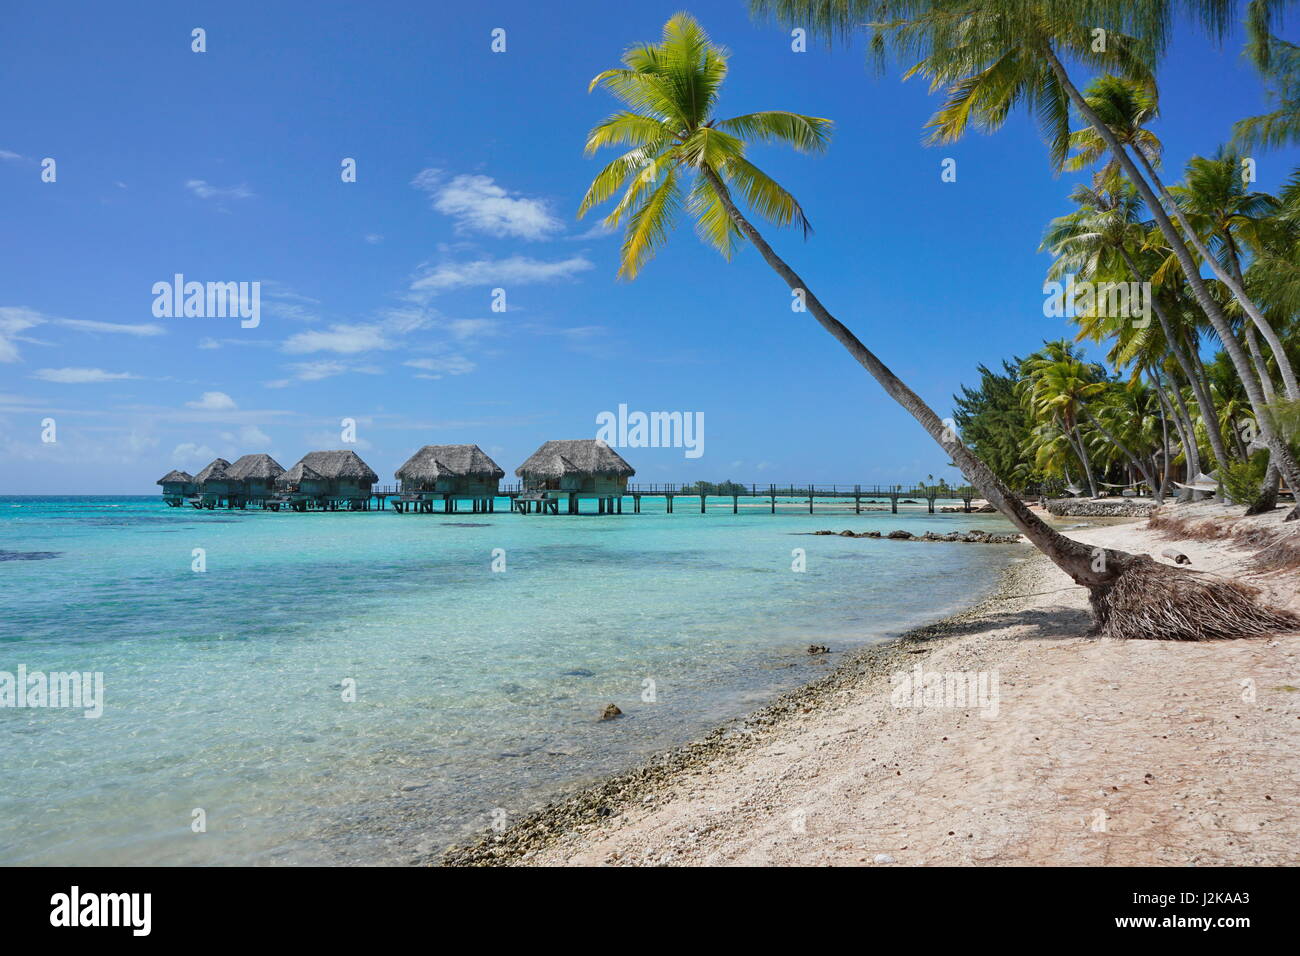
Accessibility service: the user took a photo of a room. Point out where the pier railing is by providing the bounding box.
[380,482,986,498]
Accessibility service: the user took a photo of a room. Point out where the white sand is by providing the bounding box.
[528,504,1300,866]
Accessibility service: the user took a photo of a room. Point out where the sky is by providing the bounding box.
[2,1,1297,494]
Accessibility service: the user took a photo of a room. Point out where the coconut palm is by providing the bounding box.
[581,12,1295,639]
[1053,69,1297,408]
[1172,150,1298,399]
[1233,35,1300,150]
[1061,74,1162,178]
[1019,342,1107,496]
[747,0,1300,516]
[1040,170,1233,472]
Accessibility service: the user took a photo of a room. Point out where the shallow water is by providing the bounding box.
[0,495,1020,864]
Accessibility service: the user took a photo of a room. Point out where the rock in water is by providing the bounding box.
[599,704,623,721]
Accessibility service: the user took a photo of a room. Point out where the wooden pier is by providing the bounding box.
[368,483,982,515]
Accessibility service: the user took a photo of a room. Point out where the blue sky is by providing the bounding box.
[2,1,1296,493]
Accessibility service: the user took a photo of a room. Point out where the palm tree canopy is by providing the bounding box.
[1234,26,1300,148]
[579,13,832,278]
[747,2,1188,168]
[1062,74,1163,174]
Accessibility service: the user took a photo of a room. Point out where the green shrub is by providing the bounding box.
[1220,452,1269,508]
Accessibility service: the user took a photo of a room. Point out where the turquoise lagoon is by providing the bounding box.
[0,495,1021,865]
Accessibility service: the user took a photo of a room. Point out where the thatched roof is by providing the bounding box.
[396,444,505,483]
[276,461,326,486]
[156,469,194,485]
[226,453,286,482]
[515,439,635,479]
[193,458,232,484]
[296,450,379,482]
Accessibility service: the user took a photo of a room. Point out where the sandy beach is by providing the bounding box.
[443,502,1300,866]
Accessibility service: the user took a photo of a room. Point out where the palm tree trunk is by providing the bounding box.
[1139,156,1300,400]
[697,164,1126,594]
[1249,462,1281,515]
[1155,366,1202,500]
[1244,324,1277,403]
[1072,423,1100,497]
[1060,417,1098,496]
[1116,246,1232,471]
[1226,241,1293,401]
[1042,44,1300,520]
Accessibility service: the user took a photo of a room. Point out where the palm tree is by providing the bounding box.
[1057,71,1297,408]
[1019,342,1106,496]
[1233,35,1300,151]
[1172,150,1298,399]
[748,0,1300,516]
[1040,168,1233,473]
[581,13,1294,639]
[1061,74,1161,179]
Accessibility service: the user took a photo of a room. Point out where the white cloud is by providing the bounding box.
[265,360,382,388]
[172,442,217,465]
[404,355,476,379]
[0,149,22,162]
[0,306,43,362]
[185,391,237,410]
[412,169,562,240]
[282,323,391,355]
[363,233,384,244]
[55,318,165,336]
[570,222,616,240]
[410,255,593,294]
[0,306,166,361]
[239,425,271,446]
[186,179,254,200]
[446,318,497,341]
[32,367,138,384]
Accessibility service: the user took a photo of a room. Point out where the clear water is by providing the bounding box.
[0,495,1021,865]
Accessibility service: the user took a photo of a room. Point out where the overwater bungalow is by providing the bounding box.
[190,458,237,509]
[156,469,196,507]
[393,444,505,514]
[225,453,286,508]
[515,439,635,514]
[283,450,379,510]
[273,460,328,511]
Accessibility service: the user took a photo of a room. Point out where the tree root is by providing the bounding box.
[1089,554,1299,641]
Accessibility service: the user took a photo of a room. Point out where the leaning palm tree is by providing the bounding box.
[580,13,1295,640]
[747,0,1300,516]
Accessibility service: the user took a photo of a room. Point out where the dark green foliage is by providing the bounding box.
[1220,452,1270,508]
[952,359,1037,487]
[679,480,751,495]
